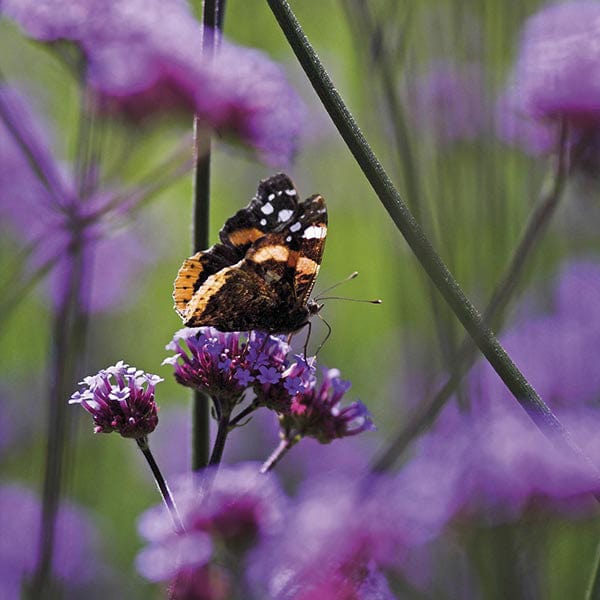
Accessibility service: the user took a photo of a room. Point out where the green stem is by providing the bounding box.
[137,437,184,533]
[208,414,230,467]
[265,0,588,464]
[371,121,571,472]
[190,0,227,471]
[586,538,600,600]
[260,436,297,473]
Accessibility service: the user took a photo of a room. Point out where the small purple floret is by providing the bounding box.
[281,367,376,444]
[69,361,161,438]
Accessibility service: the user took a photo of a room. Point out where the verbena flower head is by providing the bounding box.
[278,367,376,443]
[498,1,600,155]
[2,0,305,165]
[163,328,290,414]
[137,464,284,586]
[69,361,161,438]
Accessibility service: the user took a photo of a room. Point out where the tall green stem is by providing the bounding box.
[190,0,227,471]
[265,0,590,466]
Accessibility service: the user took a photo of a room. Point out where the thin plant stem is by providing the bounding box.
[228,401,259,429]
[371,121,571,472]
[265,0,592,471]
[137,437,184,533]
[586,538,600,600]
[29,242,88,600]
[208,414,230,467]
[29,88,99,597]
[190,0,226,472]
[260,437,298,474]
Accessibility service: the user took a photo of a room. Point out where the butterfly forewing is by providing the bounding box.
[219,173,299,254]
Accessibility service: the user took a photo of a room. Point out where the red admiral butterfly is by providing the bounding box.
[173,173,327,333]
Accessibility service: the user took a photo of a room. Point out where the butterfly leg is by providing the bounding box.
[314,313,332,357]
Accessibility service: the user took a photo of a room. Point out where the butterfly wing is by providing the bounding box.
[180,237,295,331]
[219,173,300,254]
[291,194,328,303]
[173,174,327,333]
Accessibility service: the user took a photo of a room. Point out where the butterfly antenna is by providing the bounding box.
[314,271,359,300]
[314,313,332,356]
[316,296,382,304]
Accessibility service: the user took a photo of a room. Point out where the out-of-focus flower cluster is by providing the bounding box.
[70,361,162,438]
[163,327,375,445]
[0,85,151,313]
[498,0,600,161]
[2,0,305,165]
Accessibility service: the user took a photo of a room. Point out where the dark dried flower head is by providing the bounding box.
[163,327,290,414]
[280,367,376,444]
[69,361,161,438]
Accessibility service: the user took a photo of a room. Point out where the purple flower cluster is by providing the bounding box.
[164,327,375,444]
[70,361,161,438]
[2,0,305,165]
[136,464,284,591]
[498,1,600,156]
[137,466,404,599]
[282,368,376,443]
[163,328,292,412]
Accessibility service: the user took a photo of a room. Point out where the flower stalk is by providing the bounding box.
[190,0,227,472]
[137,437,184,533]
[260,436,298,473]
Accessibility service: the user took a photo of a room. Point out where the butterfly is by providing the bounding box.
[173,173,327,334]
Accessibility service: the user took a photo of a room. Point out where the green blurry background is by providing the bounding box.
[2,0,600,597]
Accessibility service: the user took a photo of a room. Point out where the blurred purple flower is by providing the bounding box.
[0,85,152,313]
[137,464,284,587]
[163,327,291,414]
[70,360,162,437]
[498,1,600,156]
[2,0,305,165]
[280,367,376,444]
[0,483,99,596]
[398,260,600,525]
[248,475,404,599]
[407,61,485,144]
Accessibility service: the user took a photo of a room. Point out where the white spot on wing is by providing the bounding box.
[303,225,327,240]
[286,235,292,242]
[290,222,301,232]
[285,189,297,196]
[278,209,294,222]
[268,193,275,201]
[261,203,274,215]
[260,218,267,226]
[277,190,283,196]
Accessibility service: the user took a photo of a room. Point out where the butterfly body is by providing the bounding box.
[173,174,327,334]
